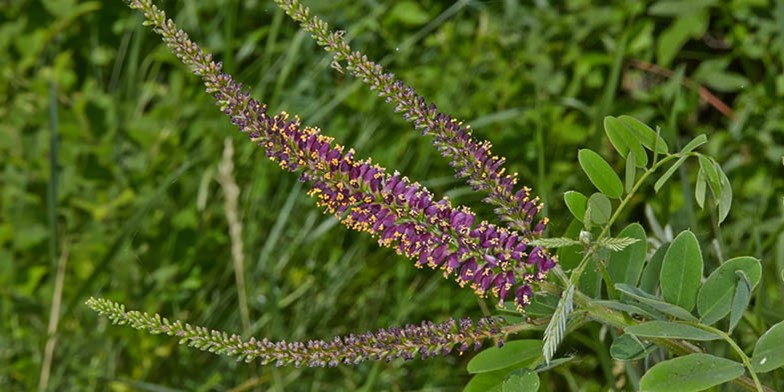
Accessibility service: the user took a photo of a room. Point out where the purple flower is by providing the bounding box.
[127,0,556,310]
[273,0,551,241]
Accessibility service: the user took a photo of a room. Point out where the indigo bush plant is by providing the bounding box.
[84,1,784,391]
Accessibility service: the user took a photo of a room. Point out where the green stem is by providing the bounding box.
[569,152,687,286]
[691,323,764,392]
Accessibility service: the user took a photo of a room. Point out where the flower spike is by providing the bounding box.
[126,0,555,309]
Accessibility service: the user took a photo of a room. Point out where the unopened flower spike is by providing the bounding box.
[86,297,506,367]
[126,0,555,309]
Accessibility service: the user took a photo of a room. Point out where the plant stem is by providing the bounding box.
[691,323,764,392]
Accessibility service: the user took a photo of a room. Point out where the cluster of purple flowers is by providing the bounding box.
[274,0,551,240]
[87,297,505,367]
[129,0,555,311]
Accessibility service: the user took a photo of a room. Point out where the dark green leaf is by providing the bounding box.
[615,283,698,322]
[467,340,543,374]
[618,115,669,154]
[751,321,784,373]
[611,334,656,360]
[640,244,668,294]
[503,369,539,392]
[728,271,751,333]
[654,155,689,193]
[563,191,587,223]
[607,223,647,287]
[625,321,721,341]
[697,256,761,325]
[660,230,703,312]
[578,149,623,199]
[639,354,744,392]
[587,193,612,225]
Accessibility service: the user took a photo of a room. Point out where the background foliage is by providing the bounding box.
[2,0,783,390]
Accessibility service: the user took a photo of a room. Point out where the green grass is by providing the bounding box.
[2,0,783,391]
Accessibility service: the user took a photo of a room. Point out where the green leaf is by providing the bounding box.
[694,170,707,209]
[697,256,761,325]
[467,340,543,374]
[618,115,669,154]
[648,0,717,16]
[660,230,703,312]
[715,161,732,223]
[563,191,587,223]
[654,155,689,193]
[604,116,648,167]
[751,320,784,373]
[607,223,647,287]
[593,300,661,320]
[503,369,539,392]
[611,334,656,360]
[679,134,708,154]
[656,12,709,67]
[625,321,721,341]
[534,356,574,372]
[728,271,751,333]
[524,294,559,317]
[578,149,623,199]
[640,244,668,294]
[587,193,612,225]
[639,354,744,392]
[697,155,720,197]
[464,370,507,392]
[625,150,636,194]
[615,283,698,322]
[386,1,430,26]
